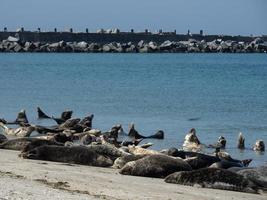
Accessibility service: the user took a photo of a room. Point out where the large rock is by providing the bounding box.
[24,42,36,52]
[7,36,19,42]
[13,43,24,52]
[119,154,192,178]
[148,41,158,51]
[159,40,175,51]
[165,168,258,193]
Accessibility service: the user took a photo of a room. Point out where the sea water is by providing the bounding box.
[0,53,266,166]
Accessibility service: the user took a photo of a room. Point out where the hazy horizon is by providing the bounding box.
[1,0,267,36]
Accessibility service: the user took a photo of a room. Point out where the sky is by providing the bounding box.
[1,0,267,36]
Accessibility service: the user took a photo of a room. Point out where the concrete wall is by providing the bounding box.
[0,31,257,44]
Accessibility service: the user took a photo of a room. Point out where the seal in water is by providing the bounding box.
[52,110,73,125]
[119,154,192,178]
[208,136,226,149]
[165,168,258,193]
[182,128,202,151]
[128,123,164,139]
[253,140,265,152]
[237,132,245,149]
[15,109,29,124]
[21,145,113,167]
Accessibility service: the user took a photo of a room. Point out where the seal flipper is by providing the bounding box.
[52,116,65,125]
[37,107,51,119]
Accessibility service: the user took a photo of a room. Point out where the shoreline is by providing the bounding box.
[0,149,266,200]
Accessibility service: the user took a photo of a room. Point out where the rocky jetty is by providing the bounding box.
[0,36,266,53]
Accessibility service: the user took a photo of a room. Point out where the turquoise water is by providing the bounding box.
[0,53,266,166]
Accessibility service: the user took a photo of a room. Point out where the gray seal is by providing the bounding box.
[165,168,258,193]
[21,145,113,167]
[119,154,192,178]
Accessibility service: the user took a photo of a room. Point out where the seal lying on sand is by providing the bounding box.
[128,145,162,155]
[237,165,267,189]
[86,143,130,161]
[21,145,113,167]
[161,148,221,169]
[209,159,252,169]
[0,122,35,137]
[165,168,259,193]
[253,140,265,152]
[211,148,252,169]
[119,154,192,178]
[113,154,147,169]
[0,138,62,151]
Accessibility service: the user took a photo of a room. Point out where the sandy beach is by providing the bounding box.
[0,149,265,200]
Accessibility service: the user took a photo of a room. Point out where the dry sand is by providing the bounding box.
[0,149,266,200]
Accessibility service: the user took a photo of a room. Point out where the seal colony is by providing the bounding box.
[0,108,266,194]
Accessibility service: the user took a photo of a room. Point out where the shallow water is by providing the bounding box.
[0,53,266,166]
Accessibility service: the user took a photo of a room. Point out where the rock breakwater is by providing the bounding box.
[0,36,266,53]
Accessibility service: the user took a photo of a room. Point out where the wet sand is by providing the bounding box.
[0,149,266,200]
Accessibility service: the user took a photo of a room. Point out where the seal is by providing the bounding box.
[52,110,73,124]
[128,123,164,139]
[208,136,226,148]
[165,168,258,193]
[253,140,265,151]
[20,145,113,167]
[182,128,202,151]
[113,154,147,169]
[209,159,252,169]
[86,143,130,161]
[15,109,29,124]
[146,130,164,139]
[79,114,94,130]
[128,145,162,155]
[0,138,62,151]
[237,132,245,149]
[237,165,267,189]
[0,122,35,137]
[119,154,192,178]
